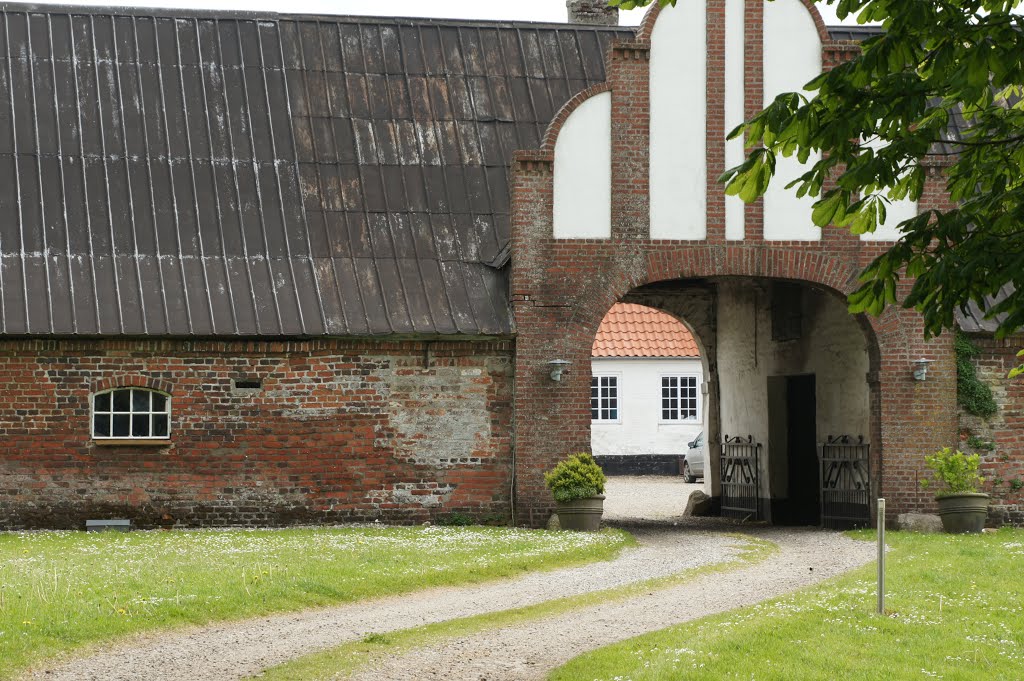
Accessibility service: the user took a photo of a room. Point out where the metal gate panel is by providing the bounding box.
[721,435,761,520]
[818,435,871,530]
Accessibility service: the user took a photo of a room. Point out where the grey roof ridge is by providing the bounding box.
[0,2,636,31]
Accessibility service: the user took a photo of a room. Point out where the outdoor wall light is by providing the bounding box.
[912,358,934,381]
[547,359,572,382]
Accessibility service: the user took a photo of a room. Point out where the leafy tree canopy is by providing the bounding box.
[612,0,1024,356]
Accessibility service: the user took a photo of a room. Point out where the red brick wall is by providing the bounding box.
[0,338,513,529]
[960,335,1024,525]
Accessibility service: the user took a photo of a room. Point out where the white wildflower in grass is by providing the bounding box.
[551,529,1024,681]
[1,525,631,678]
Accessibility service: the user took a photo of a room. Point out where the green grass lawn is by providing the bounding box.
[551,529,1024,681]
[0,525,633,678]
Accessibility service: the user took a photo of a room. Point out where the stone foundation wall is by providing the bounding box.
[0,338,513,529]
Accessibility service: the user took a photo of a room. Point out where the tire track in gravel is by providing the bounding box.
[345,529,876,681]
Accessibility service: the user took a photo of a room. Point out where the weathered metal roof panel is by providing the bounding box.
[0,4,627,337]
[956,286,1015,334]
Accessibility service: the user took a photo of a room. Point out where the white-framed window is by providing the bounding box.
[661,374,700,422]
[92,388,171,439]
[591,374,620,422]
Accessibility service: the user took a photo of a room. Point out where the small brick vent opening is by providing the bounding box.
[232,379,263,391]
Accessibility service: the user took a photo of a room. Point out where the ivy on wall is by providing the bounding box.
[956,332,998,418]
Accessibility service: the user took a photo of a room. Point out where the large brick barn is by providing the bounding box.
[0,0,1021,529]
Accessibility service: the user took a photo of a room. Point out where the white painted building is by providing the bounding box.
[591,303,704,457]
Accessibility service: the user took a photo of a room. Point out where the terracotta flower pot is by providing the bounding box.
[936,493,989,534]
[556,495,605,532]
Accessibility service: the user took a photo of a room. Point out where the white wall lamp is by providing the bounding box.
[912,358,934,381]
[548,359,572,382]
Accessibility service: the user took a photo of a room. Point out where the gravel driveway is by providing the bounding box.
[348,527,874,681]
[603,475,704,521]
[26,478,876,681]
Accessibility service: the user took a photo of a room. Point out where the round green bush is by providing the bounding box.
[544,452,607,503]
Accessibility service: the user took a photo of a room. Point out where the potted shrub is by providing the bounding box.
[545,452,607,531]
[921,447,990,534]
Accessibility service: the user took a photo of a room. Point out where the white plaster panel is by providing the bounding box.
[859,138,919,241]
[762,0,821,241]
[859,196,917,241]
[725,0,746,240]
[590,357,705,456]
[553,92,612,239]
[649,1,707,240]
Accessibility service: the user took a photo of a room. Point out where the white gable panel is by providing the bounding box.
[860,195,917,241]
[859,138,919,241]
[553,92,612,239]
[725,0,746,240]
[649,1,708,240]
[762,0,821,241]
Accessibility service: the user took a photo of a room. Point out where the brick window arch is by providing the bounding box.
[92,387,171,440]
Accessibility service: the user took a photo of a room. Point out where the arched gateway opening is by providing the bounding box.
[588,277,879,526]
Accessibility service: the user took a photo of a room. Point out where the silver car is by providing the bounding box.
[681,432,705,483]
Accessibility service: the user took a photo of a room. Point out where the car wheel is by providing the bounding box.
[682,461,696,484]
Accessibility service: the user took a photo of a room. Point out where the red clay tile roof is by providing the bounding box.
[592,303,700,358]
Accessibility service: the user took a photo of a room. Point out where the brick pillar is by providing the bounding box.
[609,42,651,238]
[566,0,619,25]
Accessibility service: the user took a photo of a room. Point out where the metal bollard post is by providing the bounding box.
[877,498,886,615]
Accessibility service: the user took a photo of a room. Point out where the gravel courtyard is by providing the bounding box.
[603,475,705,522]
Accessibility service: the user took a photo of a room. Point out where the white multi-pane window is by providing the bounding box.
[591,375,620,422]
[661,375,699,421]
[92,388,171,439]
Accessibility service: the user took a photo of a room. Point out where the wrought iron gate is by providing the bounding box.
[721,435,761,520]
[818,435,871,530]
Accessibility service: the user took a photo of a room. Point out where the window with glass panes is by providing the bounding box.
[591,375,619,421]
[661,375,699,421]
[92,388,170,439]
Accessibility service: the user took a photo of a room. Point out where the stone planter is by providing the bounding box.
[936,493,989,534]
[556,495,605,532]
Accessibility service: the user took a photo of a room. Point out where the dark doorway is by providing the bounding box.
[782,374,818,525]
[768,374,819,525]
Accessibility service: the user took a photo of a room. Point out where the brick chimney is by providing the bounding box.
[566,0,619,26]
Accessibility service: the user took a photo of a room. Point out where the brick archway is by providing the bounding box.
[516,241,909,522]
[511,238,950,527]
[509,0,958,527]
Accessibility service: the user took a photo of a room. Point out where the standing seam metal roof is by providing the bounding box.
[0,4,629,336]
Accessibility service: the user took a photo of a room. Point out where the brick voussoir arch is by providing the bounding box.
[540,82,614,152]
[635,2,661,43]
[795,0,831,44]
[641,246,863,294]
[92,375,174,395]
[563,245,889,350]
[636,0,828,48]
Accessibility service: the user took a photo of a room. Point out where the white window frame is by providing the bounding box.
[591,373,621,424]
[659,373,701,424]
[91,387,172,441]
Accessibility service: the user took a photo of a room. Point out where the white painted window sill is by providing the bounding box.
[92,439,171,447]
